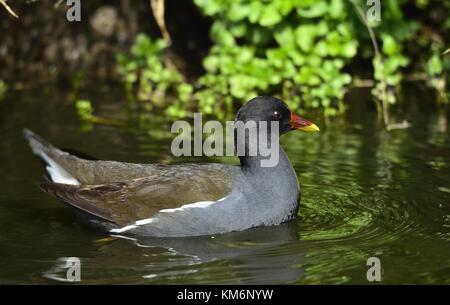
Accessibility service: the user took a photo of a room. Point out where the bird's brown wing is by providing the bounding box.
[41,166,232,226]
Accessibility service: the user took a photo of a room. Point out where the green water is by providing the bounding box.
[0,85,449,284]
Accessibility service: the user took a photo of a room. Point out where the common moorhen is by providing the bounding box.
[24,96,319,237]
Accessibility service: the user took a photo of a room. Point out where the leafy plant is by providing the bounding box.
[75,99,124,130]
[424,45,450,105]
[194,0,357,117]
[112,0,450,124]
[369,34,410,126]
[75,99,94,121]
[116,34,192,118]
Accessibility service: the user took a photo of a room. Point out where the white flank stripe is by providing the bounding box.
[159,198,226,213]
[110,224,137,233]
[135,218,154,226]
[109,218,155,233]
[109,196,228,233]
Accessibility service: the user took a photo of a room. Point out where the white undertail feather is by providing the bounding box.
[38,151,80,185]
[24,129,80,185]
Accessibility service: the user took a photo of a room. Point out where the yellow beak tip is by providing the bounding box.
[300,123,320,132]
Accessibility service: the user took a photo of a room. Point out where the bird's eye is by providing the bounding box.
[272,111,282,120]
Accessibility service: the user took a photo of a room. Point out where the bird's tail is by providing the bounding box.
[23,129,80,185]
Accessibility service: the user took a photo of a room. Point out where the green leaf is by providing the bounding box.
[236,47,254,63]
[426,54,443,76]
[194,0,221,15]
[295,66,320,85]
[230,75,253,98]
[341,40,358,58]
[211,22,235,46]
[75,100,94,121]
[277,0,295,15]
[259,6,282,27]
[295,25,317,52]
[203,55,219,72]
[230,23,247,37]
[313,40,328,56]
[274,26,295,48]
[266,49,285,68]
[382,34,401,56]
[297,1,328,18]
[227,3,251,21]
[329,0,345,19]
[248,1,263,23]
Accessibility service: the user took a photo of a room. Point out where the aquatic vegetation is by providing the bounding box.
[116,34,192,118]
[426,49,449,105]
[75,99,124,131]
[193,0,359,117]
[113,0,448,123]
[0,80,7,100]
[75,99,94,122]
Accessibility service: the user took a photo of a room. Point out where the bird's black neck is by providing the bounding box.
[238,146,291,173]
[234,122,285,173]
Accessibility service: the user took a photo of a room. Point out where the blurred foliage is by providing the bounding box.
[113,0,450,120]
[371,34,410,106]
[75,99,94,122]
[116,34,193,118]
[75,99,124,130]
[355,0,449,117]
[75,99,95,131]
[194,0,357,117]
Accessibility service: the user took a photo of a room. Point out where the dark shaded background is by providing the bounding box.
[0,0,212,83]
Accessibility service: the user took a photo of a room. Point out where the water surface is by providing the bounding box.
[0,85,449,284]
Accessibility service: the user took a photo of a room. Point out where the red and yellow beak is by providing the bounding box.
[290,112,320,132]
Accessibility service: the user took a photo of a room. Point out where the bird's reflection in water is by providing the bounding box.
[89,220,305,284]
